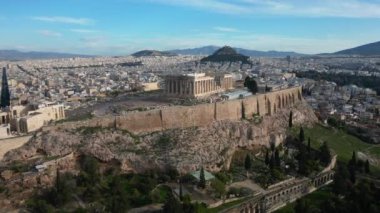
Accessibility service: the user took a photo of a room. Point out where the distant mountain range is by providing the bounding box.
[131,50,177,57]
[169,45,305,57]
[200,46,251,64]
[1,40,380,61]
[334,41,380,56]
[0,50,91,61]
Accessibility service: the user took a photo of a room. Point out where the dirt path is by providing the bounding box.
[0,135,32,161]
[228,179,265,193]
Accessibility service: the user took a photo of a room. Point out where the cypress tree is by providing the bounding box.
[349,166,356,184]
[0,67,10,108]
[365,160,370,174]
[56,169,61,193]
[244,154,252,171]
[265,150,270,165]
[163,195,183,213]
[179,181,183,200]
[289,111,293,128]
[299,127,305,143]
[198,167,206,189]
[319,142,331,166]
[269,154,275,170]
[241,103,245,119]
[244,154,252,178]
[349,151,357,168]
[348,151,357,183]
[307,137,311,153]
[274,149,281,167]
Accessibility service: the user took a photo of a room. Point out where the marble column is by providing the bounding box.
[198,81,200,94]
[169,79,172,93]
[196,81,199,94]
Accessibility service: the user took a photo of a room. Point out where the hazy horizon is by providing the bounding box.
[1,0,380,55]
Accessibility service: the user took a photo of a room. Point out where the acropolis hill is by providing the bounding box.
[46,87,304,133]
[4,87,317,173]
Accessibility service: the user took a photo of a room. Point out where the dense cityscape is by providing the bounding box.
[0,0,380,213]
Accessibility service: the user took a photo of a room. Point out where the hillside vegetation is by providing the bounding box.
[291,124,380,175]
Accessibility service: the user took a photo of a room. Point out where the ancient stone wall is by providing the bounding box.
[161,103,215,130]
[56,86,303,134]
[215,99,242,121]
[116,110,163,133]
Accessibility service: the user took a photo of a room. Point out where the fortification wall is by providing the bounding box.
[161,103,215,130]
[55,87,303,134]
[215,99,242,121]
[116,110,163,133]
[242,96,258,118]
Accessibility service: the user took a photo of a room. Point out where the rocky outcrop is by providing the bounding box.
[2,101,317,174]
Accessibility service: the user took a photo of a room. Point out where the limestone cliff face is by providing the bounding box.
[2,101,317,174]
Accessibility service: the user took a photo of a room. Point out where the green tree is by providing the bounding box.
[269,154,275,170]
[365,160,370,174]
[210,179,226,198]
[106,176,130,213]
[0,68,10,108]
[27,199,54,213]
[294,199,311,213]
[289,111,293,128]
[307,137,311,154]
[348,151,357,183]
[357,159,364,173]
[274,149,281,168]
[198,167,206,189]
[319,142,331,166]
[244,77,258,94]
[244,154,252,171]
[79,155,100,185]
[163,195,183,213]
[179,182,183,201]
[265,150,269,165]
[244,154,252,178]
[50,171,76,207]
[332,163,350,195]
[299,127,305,143]
[350,151,357,166]
[297,145,309,176]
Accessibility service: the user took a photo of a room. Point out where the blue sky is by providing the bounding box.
[0,0,379,55]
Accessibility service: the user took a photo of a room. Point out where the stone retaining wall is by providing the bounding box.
[56,86,303,134]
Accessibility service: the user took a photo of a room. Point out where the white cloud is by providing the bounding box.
[80,36,106,47]
[70,29,98,33]
[149,0,250,14]
[32,16,94,25]
[148,0,380,18]
[213,27,239,32]
[38,30,62,37]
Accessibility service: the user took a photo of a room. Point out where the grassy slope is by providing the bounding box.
[290,124,380,175]
[275,187,332,213]
[277,123,380,213]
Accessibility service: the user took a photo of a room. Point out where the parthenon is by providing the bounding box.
[164,73,234,98]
